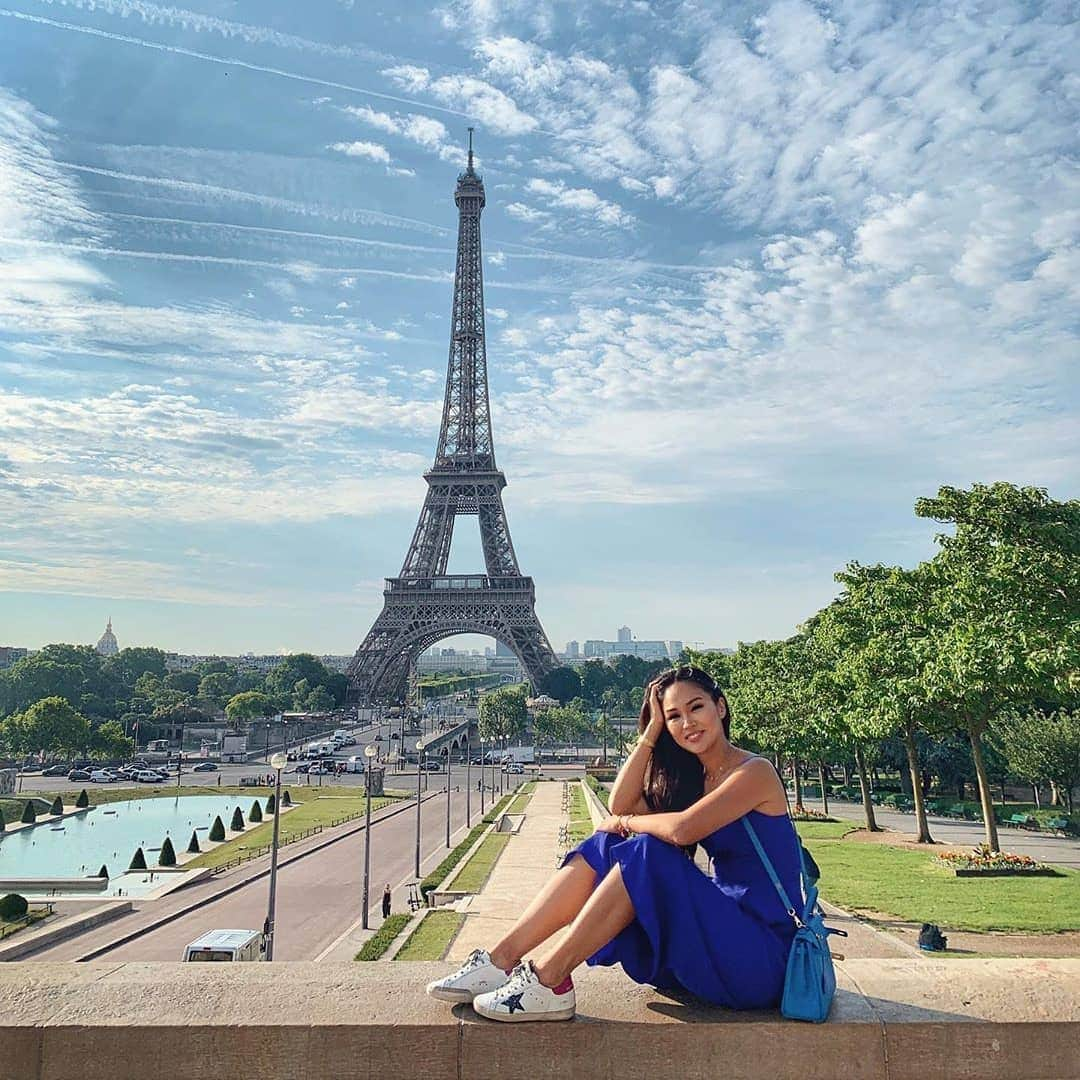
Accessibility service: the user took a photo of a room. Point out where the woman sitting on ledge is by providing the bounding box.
[426,664,802,1022]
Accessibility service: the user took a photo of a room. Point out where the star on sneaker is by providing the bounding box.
[472,961,576,1023]
[426,948,510,1003]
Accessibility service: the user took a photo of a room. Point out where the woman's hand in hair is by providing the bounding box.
[644,683,667,743]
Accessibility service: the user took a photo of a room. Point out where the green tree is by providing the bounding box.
[225,691,276,728]
[209,815,226,842]
[90,720,133,761]
[164,671,201,695]
[477,686,528,742]
[197,671,236,708]
[158,837,177,866]
[17,697,92,758]
[230,806,245,832]
[915,483,1080,850]
[992,709,1080,813]
[128,847,147,871]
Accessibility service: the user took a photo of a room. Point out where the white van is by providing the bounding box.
[183,929,264,962]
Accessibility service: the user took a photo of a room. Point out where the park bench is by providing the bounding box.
[927,799,952,815]
[1005,813,1037,829]
[1045,816,1071,834]
[406,883,424,912]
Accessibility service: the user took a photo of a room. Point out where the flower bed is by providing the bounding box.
[935,844,1059,876]
[790,806,837,822]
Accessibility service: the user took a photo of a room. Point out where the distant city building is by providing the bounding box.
[0,646,28,670]
[94,618,119,657]
[581,638,681,662]
[564,640,580,659]
[617,625,632,643]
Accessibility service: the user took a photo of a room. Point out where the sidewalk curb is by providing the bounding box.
[0,901,132,962]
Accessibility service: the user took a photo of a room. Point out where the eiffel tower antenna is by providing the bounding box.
[347,133,558,702]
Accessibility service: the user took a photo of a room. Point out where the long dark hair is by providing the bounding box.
[639,665,732,816]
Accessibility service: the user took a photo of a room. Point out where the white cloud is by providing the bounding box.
[524,178,634,229]
[504,202,548,223]
[328,140,391,163]
[342,104,459,162]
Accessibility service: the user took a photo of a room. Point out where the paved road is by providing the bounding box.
[26,779,490,962]
[804,797,1080,869]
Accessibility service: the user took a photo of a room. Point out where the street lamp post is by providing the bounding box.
[479,733,485,815]
[445,746,451,849]
[414,738,424,879]
[361,743,377,930]
[264,751,287,960]
[465,731,471,828]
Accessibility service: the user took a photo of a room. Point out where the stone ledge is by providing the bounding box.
[0,901,131,962]
[3,960,1078,1080]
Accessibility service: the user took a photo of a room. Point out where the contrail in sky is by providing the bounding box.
[0,9,474,120]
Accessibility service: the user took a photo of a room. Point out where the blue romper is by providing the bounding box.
[561,810,801,1009]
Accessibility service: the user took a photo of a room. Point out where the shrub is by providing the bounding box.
[129,847,147,871]
[0,893,29,921]
[50,796,64,816]
[355,913,411,960]
[20,800,36,824]
[230,806,245,832]
[265,793,276,814]
[209,816,225,842]
[249,801,263,823]
[97,865,109,879]
[282,790,292,806]
[158,837,177,866]
[75,789,89,809]
[187,830,200,854]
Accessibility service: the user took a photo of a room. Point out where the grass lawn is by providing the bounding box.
[0,907,52,941]
[393,910,464,960]
[448,833,510,892]
[568,783,592,844]
[355,913,412,961]
[507,790,533,814]
[797,822,1080,933]
[183,792,398,870]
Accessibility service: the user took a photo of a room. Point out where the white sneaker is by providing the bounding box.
[472,961,576,1022]
[426,948,510,1003]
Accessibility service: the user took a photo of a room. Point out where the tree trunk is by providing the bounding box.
[853,744,879,831]
[818,761,829,816]
[957,779,965,800]
[902,723,934,843]
[1050,782,1061,807]
[1032,784,1040,809]
[999,780,1007,805]
[842,762,852,788]
[967,722,1001,851]
[792,760,804,811]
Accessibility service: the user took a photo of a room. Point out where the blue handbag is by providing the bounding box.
[742,817,846,1023]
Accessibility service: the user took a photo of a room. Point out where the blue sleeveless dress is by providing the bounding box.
[560,810,802,1009]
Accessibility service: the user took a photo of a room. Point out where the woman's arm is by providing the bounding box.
[615,758,783,846]
[607,737,654,815]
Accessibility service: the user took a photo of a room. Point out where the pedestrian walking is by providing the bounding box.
[382,884,392,919]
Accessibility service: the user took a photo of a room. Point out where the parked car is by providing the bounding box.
[286,750,298,761]
[420,759,442,771]
[504,762,525,775]
[67,769,92,781]
[192,761,218,772]
[293,762,311,774]
[89,769,117,783]
[42,764,70,777]
[134,769,166,783]
[390,732,400,740]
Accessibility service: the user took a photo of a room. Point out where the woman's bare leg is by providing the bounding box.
[531,863,635,988]
[487,854,597,971]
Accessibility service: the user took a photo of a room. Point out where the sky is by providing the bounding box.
[0,0,1077,658]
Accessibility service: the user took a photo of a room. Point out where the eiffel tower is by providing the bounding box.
[347,131,559,703]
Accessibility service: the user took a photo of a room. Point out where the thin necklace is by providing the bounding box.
[704,750,743,785]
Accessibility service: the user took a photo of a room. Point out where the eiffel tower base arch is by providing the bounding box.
[347,575,558,703]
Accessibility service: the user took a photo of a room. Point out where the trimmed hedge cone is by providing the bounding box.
[20,800,36,824]
[249,800,263,823]
[75,789,90,809]
[129,847,147,871]
[158,837,177,867]
[282,790,292,806]
[230,806,245,832]
[187,830,201,854]
[0,893,29,920]
[265,793,276,814]
[209,815,226,842]
[97,865,109,879]
[50,796,64,816]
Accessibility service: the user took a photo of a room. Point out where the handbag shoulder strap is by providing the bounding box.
[742,816,802,926]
